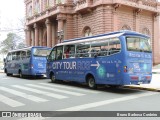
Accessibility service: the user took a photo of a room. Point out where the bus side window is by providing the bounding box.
[48,48,56,61]
[90,46,101,57]
[56,46,63,60]
[108,38,121,55]
[6,53,12,62]
[64,45,75,59]
[16,51,21,60]
[12,52,16,60]
[26,50,31,58]
[21,51,26,59]
[76,43,89,58]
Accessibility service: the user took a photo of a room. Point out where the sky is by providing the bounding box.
[0,0,25,41]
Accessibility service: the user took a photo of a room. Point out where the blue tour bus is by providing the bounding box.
[47,31,152,88]
[4,46,51,78]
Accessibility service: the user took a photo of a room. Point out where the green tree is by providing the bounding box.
[0,33,19,54]
[17,42,26,49]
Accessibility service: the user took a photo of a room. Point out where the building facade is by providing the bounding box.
[25,0,160,65]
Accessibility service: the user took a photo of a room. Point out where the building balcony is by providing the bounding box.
[26,4,74,26]
[26,6,58,25]
[112,0,159,12]
[74,0,159,13]
[74,0,93,12]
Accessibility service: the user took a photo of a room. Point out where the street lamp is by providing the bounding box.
[57,30,64,43]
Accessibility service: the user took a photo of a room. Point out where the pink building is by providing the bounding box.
[25,0,160,65]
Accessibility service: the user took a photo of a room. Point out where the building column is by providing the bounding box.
[39,27,43,46]
[113,10,118,31]
[113,4,120,31]
[134,9,141,32]
[34,23,39,46]
[26,26,31,46]
[57,14,66,43]
[52,24,56,47]
[57,19,64,43]
[153,13,160,65]
[45,18,52,47]
[58,19,63,32]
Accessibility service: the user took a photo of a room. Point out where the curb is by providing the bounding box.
[123,85,160,92]
[152,72,160,74]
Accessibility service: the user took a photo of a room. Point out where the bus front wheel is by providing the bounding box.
[87,77,97,89]
[51,73,56,83]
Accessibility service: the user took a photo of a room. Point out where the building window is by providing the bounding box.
[35,0,40,13]
[45,0,53,8]
[121,25,131,30]
[84,27,92,37]
[28,5,32,17]
[56,0,65,4]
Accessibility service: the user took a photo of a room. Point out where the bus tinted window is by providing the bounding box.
[76,43,89,58]
[33,48,51,57]
[89,38,121,57]
[27,50,31,58]
[48,49,56,61]
[21,51,26,59]
[64,45,75,58]
[108,38,121,55]
[7,53,12,61]
[56,46,63,60]
[126,37,151,52]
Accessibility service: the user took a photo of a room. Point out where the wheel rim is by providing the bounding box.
[20,72,22,78]
[88,78,95,88]
[51,74,55,82]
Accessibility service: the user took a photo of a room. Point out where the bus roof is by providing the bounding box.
[8,46,51,53]
[57,30,149,46]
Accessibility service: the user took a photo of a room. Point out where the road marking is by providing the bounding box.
[57,92,158,111]
[39,83,99,94]
[0,87,48,103]
[0,94,25,107]
[26,84,85,96]
[2,78,10,79]
[12,85,68,99]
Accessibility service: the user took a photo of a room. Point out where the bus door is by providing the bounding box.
[49,46,65,80]
[13,51,21,74]
[5,53,12,73]
[20,50,30,75]
[9,52,17,74]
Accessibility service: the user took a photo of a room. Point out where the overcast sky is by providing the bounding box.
[0,0,25,41]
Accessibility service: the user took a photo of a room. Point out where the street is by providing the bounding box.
[0,73,160,120]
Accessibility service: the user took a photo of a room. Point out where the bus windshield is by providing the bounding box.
[126,37,151,53]
[33,48,51,57]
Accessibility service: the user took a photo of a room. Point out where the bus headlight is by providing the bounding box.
[124,66,127,72]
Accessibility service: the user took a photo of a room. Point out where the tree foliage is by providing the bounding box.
[0,33,25,54]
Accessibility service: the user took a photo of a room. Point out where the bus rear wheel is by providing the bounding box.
[87,77,97,89]
[19,71,23,78]
[51,73,56,83]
